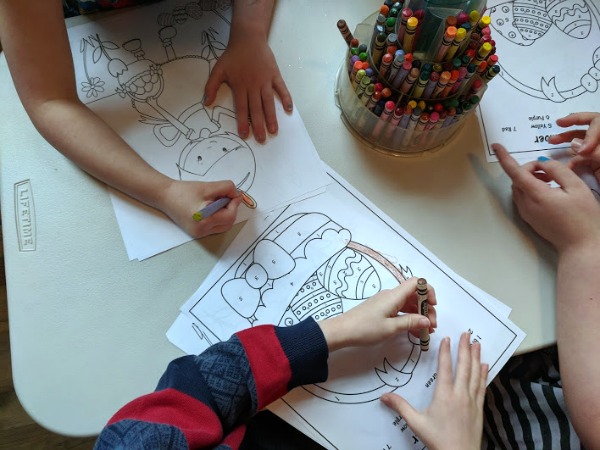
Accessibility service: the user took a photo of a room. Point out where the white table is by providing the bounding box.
[0,0,557,438]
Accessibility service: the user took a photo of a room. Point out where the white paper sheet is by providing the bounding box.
[66,0,330,260]
[477,0,600,162]
[167,165,525,450]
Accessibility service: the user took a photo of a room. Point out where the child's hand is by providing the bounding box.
[548,112,600,156]
[319,277,437,352]
[203,35,292,144]
[159,179,242,239]
[494,144,600,253]
[381,332,487,450]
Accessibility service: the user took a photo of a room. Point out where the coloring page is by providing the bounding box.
[477,0,600,162]
[167,165,525,449]
[66,0,330,260]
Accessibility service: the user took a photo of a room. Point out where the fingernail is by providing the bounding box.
[286,103,293,112]
[268,125,277,134]
[240,130,249,139]
[571,138,584,153]
[537,156,551,162]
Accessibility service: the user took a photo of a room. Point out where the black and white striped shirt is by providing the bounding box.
[482,345,584,449]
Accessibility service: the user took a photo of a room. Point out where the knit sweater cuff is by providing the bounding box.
[274,318,329,390]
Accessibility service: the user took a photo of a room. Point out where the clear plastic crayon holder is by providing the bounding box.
[335,17,484,156]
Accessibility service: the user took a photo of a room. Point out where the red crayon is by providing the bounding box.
[397,8,413,42]
[366,90,382,111]
[384,106,405,139]
[486,54,499,66]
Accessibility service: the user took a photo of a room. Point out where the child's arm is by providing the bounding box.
[203,0,293,143]
[94,280,434,449]
[0,1,241,238]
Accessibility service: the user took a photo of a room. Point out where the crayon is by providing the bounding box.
[372,100,396,137]
[469,10,480,27]
[446,15,457,29]
[432,71,451,98]
[442,107,456,127]
[371,33,387,68]
[380,5,390,17]
[337,19,354,46]
[193,197,231,221]
[416,278,430,351]
[435,26,457,62]
[350,60,362,79]
[474,42,492,65]
[386,36,399,54]
[476,60,488,76]
[451,66,468,93]
[384,106,404,140]
[440,69,459,97]
[401,106,422,146]
[358,43,368,54]
[387,51,406,82]
[350,38,359,48]
[366,89,382,111]
[380,87,393,100]
[415,111,429,133]
[399,104,413,129]
[373,99,386,116]
[486,54,499,67]
[412,70,430,98]
[403,16,419,53]
[483,64,501,82]
[456,11,469,25]
[379,53,394,79]
[370,23,386,52]
[385,16,396,34]
[355,74,372,98]
[397,8,413,42]
[476,15,491,32]
[361,84,375,106]
[445,27,466,61]
[422,71,440,99]
[391,60,412,90]
[352,69,366,90]
[416,100,427,111]
[407,106,422,130]
[400,67,420,95]
[470,78,483,96]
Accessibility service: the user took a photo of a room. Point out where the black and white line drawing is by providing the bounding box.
[489,0,600,102]
[77,0,256,207]
[189,210,421,404]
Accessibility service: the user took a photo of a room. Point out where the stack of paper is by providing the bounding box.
[66,2,526,448]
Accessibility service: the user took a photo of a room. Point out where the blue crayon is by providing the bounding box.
[373,99,386,116]
[387,51,406,82]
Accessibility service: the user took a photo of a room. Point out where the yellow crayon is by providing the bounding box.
[445,27,466,61]
[403,17,418,53]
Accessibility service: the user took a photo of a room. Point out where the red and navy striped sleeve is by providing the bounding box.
[94,317,328,450]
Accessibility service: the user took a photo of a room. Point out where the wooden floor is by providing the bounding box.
[0,217,97,448]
